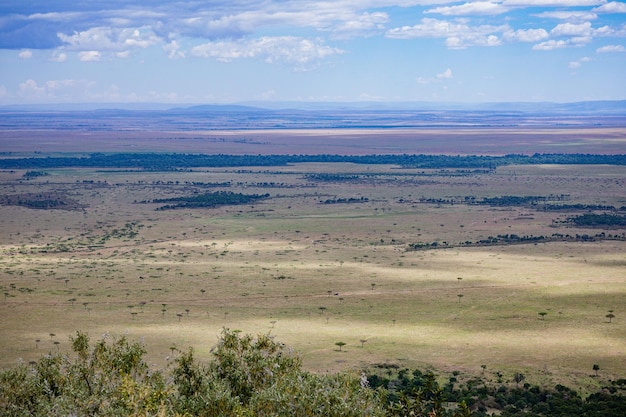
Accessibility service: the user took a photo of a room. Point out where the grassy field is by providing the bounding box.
[1,162,625,392]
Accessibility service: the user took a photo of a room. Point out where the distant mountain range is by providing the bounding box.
[1,100,625,114]
[1,100,624,130]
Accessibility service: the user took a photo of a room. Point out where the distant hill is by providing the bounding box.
[1,100,625,114]
[0,100,624,131]
[170,104,268,113]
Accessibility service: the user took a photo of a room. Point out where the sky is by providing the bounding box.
[0,0,625,105]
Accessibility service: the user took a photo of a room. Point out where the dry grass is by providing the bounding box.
[0,163,625,391]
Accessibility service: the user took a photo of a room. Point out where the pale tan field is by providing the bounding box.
[0,163,625,391]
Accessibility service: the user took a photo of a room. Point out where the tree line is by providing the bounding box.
[146,191,270,210]
[1,153,625,170]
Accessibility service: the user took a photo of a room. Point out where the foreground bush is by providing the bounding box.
[0,329,385,417]
[2,329,624,416]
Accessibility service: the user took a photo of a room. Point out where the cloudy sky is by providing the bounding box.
[1,0,625,105]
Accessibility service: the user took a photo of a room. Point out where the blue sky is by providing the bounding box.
[1,0,625,105]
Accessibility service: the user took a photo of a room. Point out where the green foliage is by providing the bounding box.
[0,331,167,416]
[3,330,626,416]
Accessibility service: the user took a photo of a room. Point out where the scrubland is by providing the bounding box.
[0,160,624,392]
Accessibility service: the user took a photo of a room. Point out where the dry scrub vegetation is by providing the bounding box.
[0,162,624,391]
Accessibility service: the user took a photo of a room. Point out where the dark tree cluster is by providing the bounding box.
[0,192,85,211]
[148,191,270,210]
[1,153,625,171]
[565,213,626,227]
[407,232,625,251]
[304,173,360,182]
[22,170,49,179]
[321,197,369,204]
[542,204,619,212]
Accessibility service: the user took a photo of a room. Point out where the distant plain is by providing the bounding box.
[0,107,625,392]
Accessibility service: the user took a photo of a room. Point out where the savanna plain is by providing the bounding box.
[0,125,625,395]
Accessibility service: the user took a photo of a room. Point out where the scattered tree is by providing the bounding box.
[606,312,615,323]
[335,341,346,351]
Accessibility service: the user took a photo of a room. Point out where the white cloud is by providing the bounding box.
[49,52,67,62]
[15,78,98,101]
[532,11,598,21]
[436,68,453,79]
[78,51,101,61]
[503,0,607,5]
[331,11,389,38]
[417,68,454,84]
[593,2,626,13]
[543,21,617,47]
[191,36,344,69]
[18,50,33,59]
[18,79,46,98]
[503,28,549,42]
[532,39,569,50]
[45,79,94,91]
[425,2,508,16]
[596,44,625,52]
[386,18,507,48]
[551,21,593,37]
[568,56,592,68]
[58,26,160,52]
[163,40,185,59]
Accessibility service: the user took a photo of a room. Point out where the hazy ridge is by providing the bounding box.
[1,100,625,131]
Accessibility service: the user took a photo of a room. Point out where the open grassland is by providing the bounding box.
[1,126,625,154]
[0,162,625,392]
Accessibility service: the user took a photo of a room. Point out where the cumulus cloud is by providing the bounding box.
[191,36,344,69]
[78,51,101,61]
[18,50,33,59]
[436,68,453,79]
[417,68,454,84]
[532,11,598,21]
[16,78,97,101]
[331,11,389,38]
[532,39,569,50]
[425,2,508,16]
[18,79,46,98]
[568,56,592,68]
[386,18,507,48]
[45,79,94,91]
[504,28,550,42]
[49,52,67,62]
[551,21,593,37]
[596,44,625,52]
[163,40,185,59]
[593,2,626,13]
[58,26,160,52]
[503,0,607,5]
